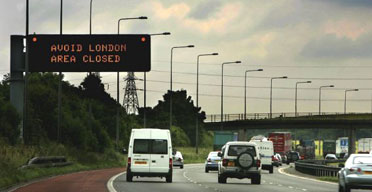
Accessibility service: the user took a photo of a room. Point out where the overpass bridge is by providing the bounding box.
[204,113,372,154]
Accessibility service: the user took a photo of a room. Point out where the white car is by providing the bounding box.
[126,128,173,183]
[218,141,261,184]
[325,154,338,160]
[172,151,184,169]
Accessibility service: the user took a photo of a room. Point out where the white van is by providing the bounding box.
[126,128,173,182]
[250,139,274,174]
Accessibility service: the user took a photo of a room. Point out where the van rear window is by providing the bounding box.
[133,139,168,154]
[134,139,150,154]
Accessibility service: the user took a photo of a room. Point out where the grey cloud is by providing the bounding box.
[188,0,222,19]
[300,34,372,59]
[315,0,372,7]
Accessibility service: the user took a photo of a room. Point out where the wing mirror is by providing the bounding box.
[122,148,128,155]
[217,152,222,157]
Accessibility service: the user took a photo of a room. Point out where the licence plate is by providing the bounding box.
[228,161,235,166]
[135,161,147,165]
[363,171,372,175]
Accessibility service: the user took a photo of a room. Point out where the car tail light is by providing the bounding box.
[256,159,261,167]
[272,156,278,161]
[349,168,362,173]
[128,157,131,165]
[169,158,173,169]
[208,158,212,162]
[222,159,228,166]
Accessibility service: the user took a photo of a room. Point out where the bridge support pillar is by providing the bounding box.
[348,127,356,154]
[238,129,247,141]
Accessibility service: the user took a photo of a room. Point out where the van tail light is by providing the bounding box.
[169,158,173,169]
[127,157,131,169]
[222,159,228,166]
[256,159,261,167]
[208,158,211,162]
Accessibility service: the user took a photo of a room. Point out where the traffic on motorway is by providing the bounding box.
[115,128,372,192]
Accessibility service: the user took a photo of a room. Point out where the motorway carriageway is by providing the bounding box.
[110,164,365,192]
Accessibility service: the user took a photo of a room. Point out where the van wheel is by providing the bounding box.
[126,172,133,182]
[269,166,274,174]
[251,175,261,184]
[166,173,172,183]
[205,168,209,173]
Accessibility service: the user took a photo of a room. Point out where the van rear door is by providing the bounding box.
[150,139,170,173]
[132,139,151,173]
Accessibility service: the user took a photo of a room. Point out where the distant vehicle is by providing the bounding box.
[205,151,221,172]
[268,132,292,162]
[323,140,336,157]
[213,131,238,150]
[297,140,315,160]
[250,137,274,173]
[272,153,282,167]
[286,151,300,164]
[126,128,173,183]
[358,138,372,154]
[173,151,184,169]
[338,154,372,192]
[218,141,261,184]
[336,137,349,158]
[325,154,338,160]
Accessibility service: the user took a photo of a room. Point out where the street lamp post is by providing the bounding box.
[270,76,288,119]
[295,81,312,117]
[221,61,241,130]
[170,45,194,130]
[195,53,218,154]
[144,32,171,128]
[244,69,263,120]
[319,85,334,115]
[344,89,359,114]
[116,16,147,148]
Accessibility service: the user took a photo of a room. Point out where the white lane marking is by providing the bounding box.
[278,167,337,185]
[107,171,126,192]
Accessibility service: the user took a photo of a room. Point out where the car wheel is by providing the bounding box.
[251,175,261,184]
[218,174,226,183]
[180,165,184,169]
[338,183,343,192]
[205,167,209,173]
[269,166,274,174]
[344,185,350,192]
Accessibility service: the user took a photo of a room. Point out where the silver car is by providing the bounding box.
[338,154,372,192]
[205,151,221,172]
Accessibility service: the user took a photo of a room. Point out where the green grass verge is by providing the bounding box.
[173,147,213,164]
[0,140,126,190]
[318,176,338,183]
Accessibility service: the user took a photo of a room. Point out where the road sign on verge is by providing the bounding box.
[27,34,150,72]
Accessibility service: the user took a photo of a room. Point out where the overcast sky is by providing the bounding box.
[2,0,372,117]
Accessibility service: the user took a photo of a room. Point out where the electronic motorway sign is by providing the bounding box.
[27,34,150,72]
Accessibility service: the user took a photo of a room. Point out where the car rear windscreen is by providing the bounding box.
[227,145,256,156]
[133,139,168,154]
[353,156,372,164]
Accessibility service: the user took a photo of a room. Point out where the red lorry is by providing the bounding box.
[268,132,292,160]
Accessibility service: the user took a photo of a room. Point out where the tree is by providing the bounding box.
[140,90,206,146]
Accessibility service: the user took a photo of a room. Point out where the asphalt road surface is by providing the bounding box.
[112,164,366,192]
